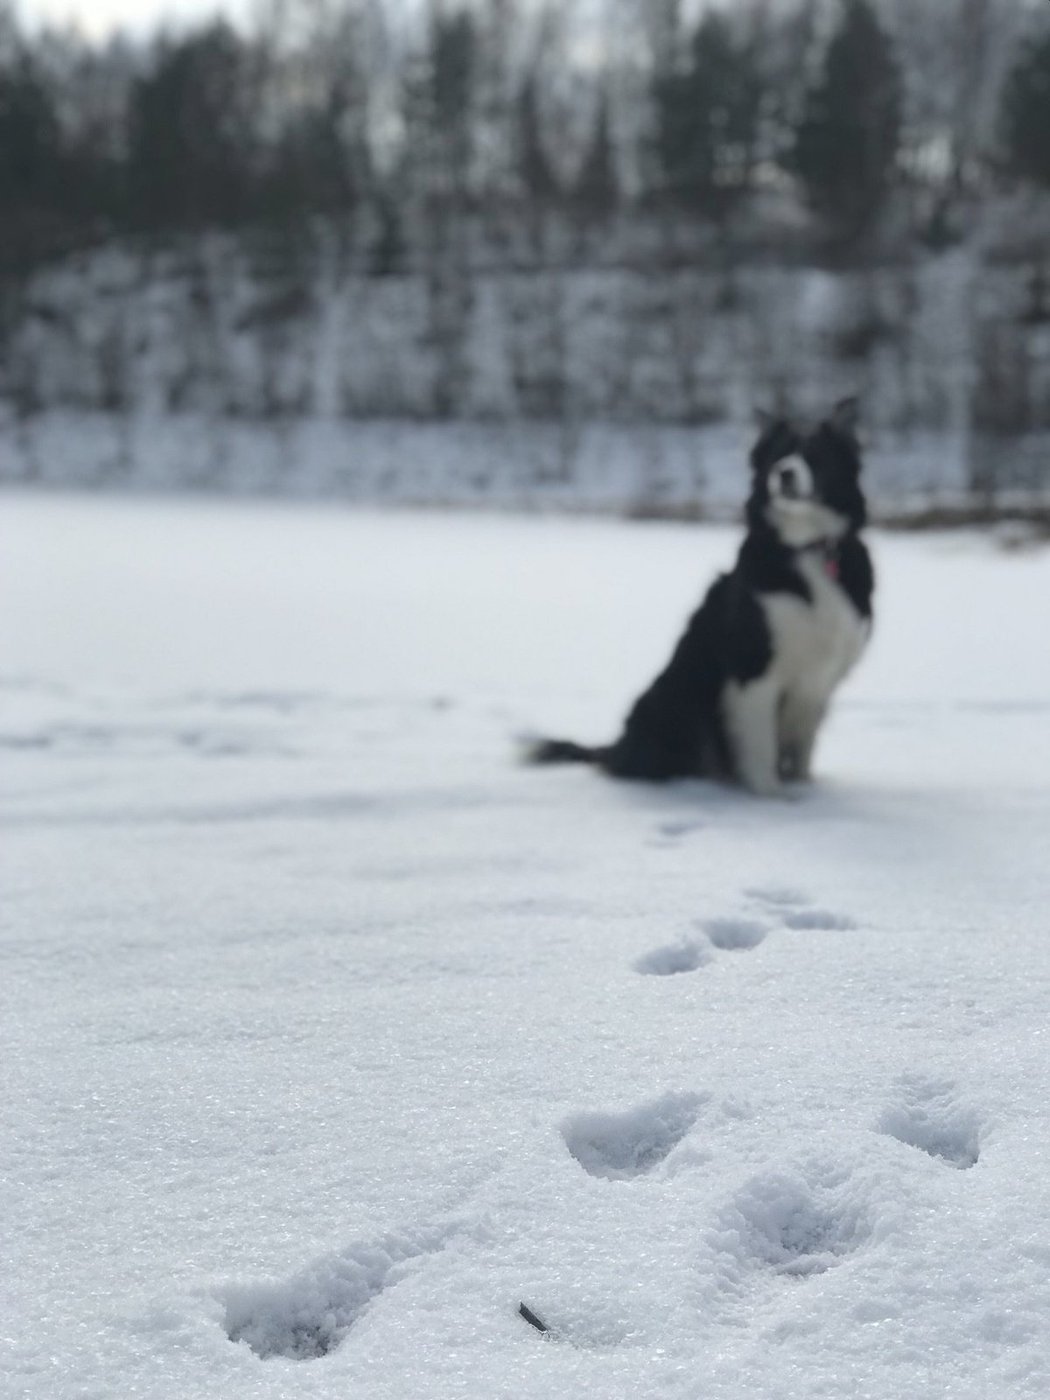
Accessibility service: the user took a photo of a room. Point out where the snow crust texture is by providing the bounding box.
[3,495,1050,1400]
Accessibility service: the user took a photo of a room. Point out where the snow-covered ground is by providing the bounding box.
[3,492,1050,1400]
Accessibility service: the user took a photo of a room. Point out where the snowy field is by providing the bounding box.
[3,492,1050,1400]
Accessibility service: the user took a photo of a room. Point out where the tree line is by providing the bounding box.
[2,0,1050,277]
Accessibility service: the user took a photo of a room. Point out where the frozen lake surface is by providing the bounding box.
[3,493,1050,1399]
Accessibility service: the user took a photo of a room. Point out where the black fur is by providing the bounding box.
[528,407,874,785]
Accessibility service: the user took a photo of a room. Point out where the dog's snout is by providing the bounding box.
[778,464,799,497]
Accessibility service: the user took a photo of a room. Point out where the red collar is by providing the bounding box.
[802,539,841,582]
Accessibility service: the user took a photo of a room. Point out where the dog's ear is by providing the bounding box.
[754,393,794,433]
[751,410,777,471]
[829,396,860,437]
[750,410,796,472]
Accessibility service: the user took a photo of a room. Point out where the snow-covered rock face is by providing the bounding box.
[2,496,1050,1399]
[2,248,1045,512]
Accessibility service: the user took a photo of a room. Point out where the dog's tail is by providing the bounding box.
[521,736,607,767]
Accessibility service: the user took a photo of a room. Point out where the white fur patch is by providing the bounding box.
[766,459,848,549]
[722,674,783,796]
[761,554,870,700]
[723,556,870,794]
[771,455,813,498]
[766,499,848,550]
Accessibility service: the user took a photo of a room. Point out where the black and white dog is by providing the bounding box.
[528,400,874,796]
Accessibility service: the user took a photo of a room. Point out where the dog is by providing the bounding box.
[527,399,874,796]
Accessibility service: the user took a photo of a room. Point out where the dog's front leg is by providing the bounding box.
[778,691,828,783]
[724,678,784,797]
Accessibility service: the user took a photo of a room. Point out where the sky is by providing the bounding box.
[19,0,250,39]
[17,0,712,43]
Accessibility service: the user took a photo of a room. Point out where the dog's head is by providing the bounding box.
[748,398,866,548]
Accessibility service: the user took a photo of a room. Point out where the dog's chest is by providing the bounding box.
[759,556,869,693]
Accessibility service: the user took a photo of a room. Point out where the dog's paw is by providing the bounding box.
[781,762,815,785]
[779,750,816,785]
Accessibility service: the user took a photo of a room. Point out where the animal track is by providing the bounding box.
[561,1091,705,1180]
[701,917,768,952]
[877,1074,982,1169]
[745,885,808,909]
[634,940,710,976]
[712,1167,873,1280]
[746,886,856,933]
[223,1226,451,1360]
[781,908,856,932]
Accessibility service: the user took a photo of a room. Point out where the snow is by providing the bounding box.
[3,491,1050,1399]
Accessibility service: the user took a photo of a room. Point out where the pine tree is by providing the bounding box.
[0,53,60,213]
[369,194,407,276]
[430,8,476,200]
[688,12,762,211]
[516,73,559,206]
[652,11,762,218]
[573,89,618,224]
[0,48,65,270]
[1000,26,1050,189]
[126,24,255,230]
[790,0,903,245]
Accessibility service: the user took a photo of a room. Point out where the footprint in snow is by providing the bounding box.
[782,908,857,931]
[877,1073,982,1169]
[710,1164,875,1282]
[701,916,769,952]
[561,1091,705,1180]
[746,885,856,932]
[745,885,810,909]
[635,917,767,975]
[634,939,711,976]
[222,1225,453,1360]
